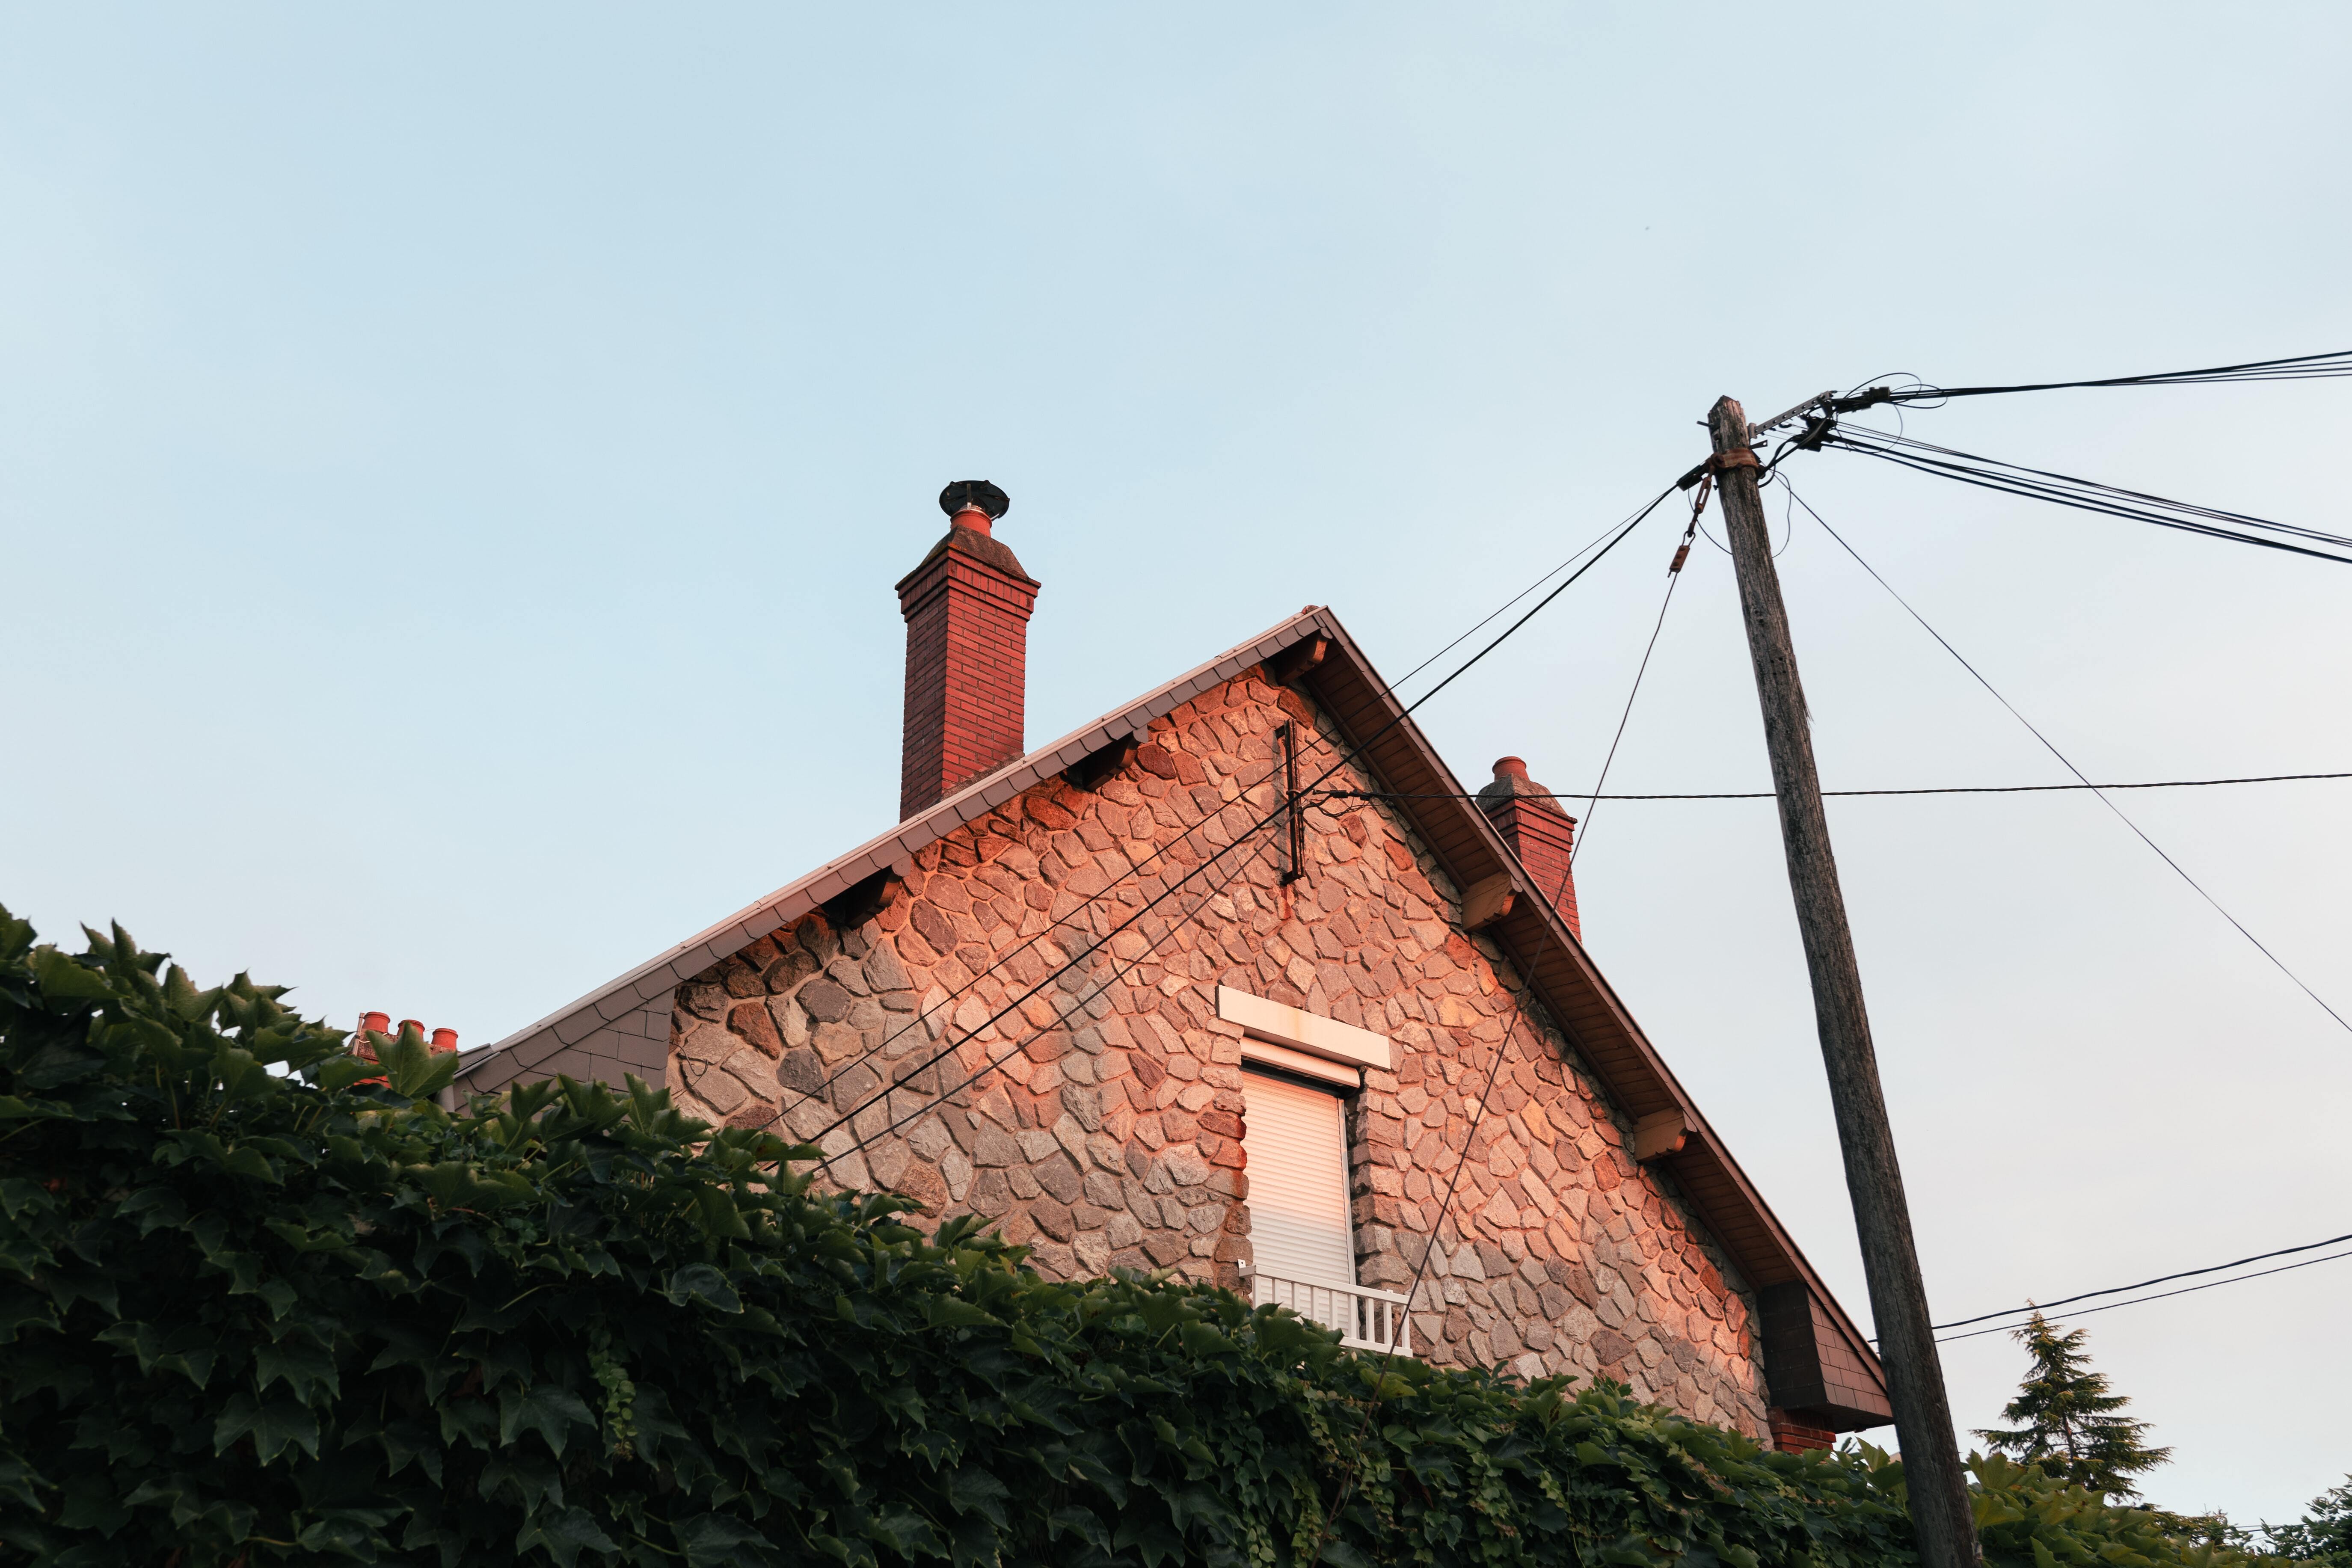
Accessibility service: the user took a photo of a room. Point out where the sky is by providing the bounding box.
[4,2,2348,1527]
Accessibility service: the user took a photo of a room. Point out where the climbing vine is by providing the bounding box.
[0,907,2298,1566]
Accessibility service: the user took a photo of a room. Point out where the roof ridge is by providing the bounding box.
[457,605,1333,1073]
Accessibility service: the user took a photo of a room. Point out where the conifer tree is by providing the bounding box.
[1974,1312,2173,1498]
[2265,1476,2352,1565]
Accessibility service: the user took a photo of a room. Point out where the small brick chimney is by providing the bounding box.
[349,1012,459,1084]
[896,481,1041,820]
[1476,756,1581,940]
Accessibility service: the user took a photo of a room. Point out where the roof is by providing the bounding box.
[454,610,1343,1095]
[456,605,1891,1426]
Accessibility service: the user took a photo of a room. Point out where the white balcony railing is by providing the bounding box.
[1252,1272,1413,1354]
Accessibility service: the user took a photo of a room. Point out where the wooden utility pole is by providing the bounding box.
[1708,396,1979,1568]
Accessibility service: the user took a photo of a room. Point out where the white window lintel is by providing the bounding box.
[1217,985,1394,1072]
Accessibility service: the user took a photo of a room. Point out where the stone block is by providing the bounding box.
[1034,1154,1083,1205]
[811,1021,865,1064]
[724,1101,778,1131]
[694,1068,748,1114]
[728,1002,785,1059]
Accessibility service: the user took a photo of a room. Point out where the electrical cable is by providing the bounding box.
[1933,1248,2352,1345]
[1384,502,1657,699]
[785,486,1680,1117]
[1310,771,2352,803]
[1925,1229,2352,1335]
[789,483,1681,1157]
[1299,1005,1539,1568]
[1858,347,2352,407]
[1782,479,2352,1038]
[1565,519,1697,878]
[809,827,1281,1177]
[1821,427,2352,566]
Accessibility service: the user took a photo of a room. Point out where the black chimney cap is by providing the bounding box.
[938,480,1009,520]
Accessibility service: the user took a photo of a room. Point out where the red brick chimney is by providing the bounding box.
[1476,756,1581,940]
[896,481,1040,820]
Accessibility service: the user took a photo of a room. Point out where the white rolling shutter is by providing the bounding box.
[1243,1070,1354,1288]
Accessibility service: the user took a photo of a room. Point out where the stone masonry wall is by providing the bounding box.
[668,665,1771,1438]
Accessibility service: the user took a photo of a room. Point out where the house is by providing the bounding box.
[454,482,1893,1453]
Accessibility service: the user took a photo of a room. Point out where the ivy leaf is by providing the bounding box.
[499,1383,597,1458]
[217,1143,279,1182]
[676,1512,777,1568]
[0,1455,54,1514]
[1177,1321,1234,1358]
[944,1466,1010,1526]
[924,1297,999,1330]
[115,1186,188,1235]
[667,1264,742,1314]
[865,1507,946,1559]
[255,1337,339,1402]
[213,1391,321,1464]
[376,1027,460,1100]
[515,1505,620,1568]
[210,1043,275,1105]
[296,1510,402,1555]
[693,1185,752,1240]
[439,1396,498,1451]
[13,1036,106,1092]
[482,1451,565,1514]
[31,948,112,1002]
[1111,1505,1187,1568]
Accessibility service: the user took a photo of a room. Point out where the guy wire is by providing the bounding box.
[791,484,1681,1159]
[1567,518,1697,877]
[1783,479,2352,1037]
[789,484,1679,1116]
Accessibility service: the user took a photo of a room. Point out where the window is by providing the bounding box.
[1242,1068,1354,1289]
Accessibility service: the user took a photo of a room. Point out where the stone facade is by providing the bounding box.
[668,662,1772,1439]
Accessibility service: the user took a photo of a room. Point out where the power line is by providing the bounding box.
[1385,498,1661,698]
[787,486,1680,1117]
[1858,347,2352,407]
[1565,517,1699,876]
[811,827,1281,1177]
[1748,348,2352,443]
[813,489,1672,1169]
[1783,480,2352,1038]
[792,483,1681,1156]
[1934,1248,2352,1345]
[1820,427,2352,566]
[1314,771,2352,803]
[1928,1229,2352,1334]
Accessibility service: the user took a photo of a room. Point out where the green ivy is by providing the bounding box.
[0,907,2303,1567]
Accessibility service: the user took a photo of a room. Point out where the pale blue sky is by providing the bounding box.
[5,3,2348,1524]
